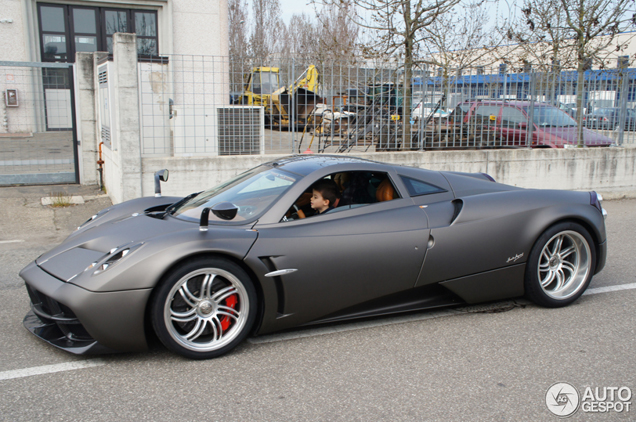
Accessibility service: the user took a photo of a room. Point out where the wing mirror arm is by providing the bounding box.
[200,207,211,232]
[154,169,169,197]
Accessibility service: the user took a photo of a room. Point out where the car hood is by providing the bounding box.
[33,195,259,288]
[539,126,613,146]
[36,209,188,282]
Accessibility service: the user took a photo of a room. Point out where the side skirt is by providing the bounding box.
[439,264,526,304]
[304,283,464,326]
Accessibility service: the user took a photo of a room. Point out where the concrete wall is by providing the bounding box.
[133,146,636,204]
[0,0,31,62]
[101,33,143,203]
[171,0,228,56]
[75,52,98,185]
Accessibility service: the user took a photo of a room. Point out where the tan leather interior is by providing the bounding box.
[376,179,395,202]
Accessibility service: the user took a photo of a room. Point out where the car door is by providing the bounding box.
[414,177,526,288]
[246,173,429,330]
[469,104,502,146]
[499,105,529,146]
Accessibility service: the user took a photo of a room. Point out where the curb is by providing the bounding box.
[41,193,109,206]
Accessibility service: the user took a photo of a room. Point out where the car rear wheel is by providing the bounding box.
[151,257,257,359]
[525,222,596,307]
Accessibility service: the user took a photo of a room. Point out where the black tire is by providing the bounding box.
[151,257,257,359]
[525,222,596,308]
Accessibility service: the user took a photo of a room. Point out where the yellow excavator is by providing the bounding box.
[236,65,321,128]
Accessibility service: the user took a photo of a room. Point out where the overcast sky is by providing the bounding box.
[275,0,510,29]
[279,0,317,23]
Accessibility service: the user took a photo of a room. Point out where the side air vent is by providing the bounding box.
[260,257,287,317]
[450,199,463,225]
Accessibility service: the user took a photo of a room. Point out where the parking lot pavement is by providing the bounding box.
[0,189,634,421]
[0,185,110,291]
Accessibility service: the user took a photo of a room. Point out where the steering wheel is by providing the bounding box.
[293,205,306,219]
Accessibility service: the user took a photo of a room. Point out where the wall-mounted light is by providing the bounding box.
[0,19,14,24]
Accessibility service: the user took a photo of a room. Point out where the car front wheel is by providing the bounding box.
[525,222,596,308]
[151,257,257,359]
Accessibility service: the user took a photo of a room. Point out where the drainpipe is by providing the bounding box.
[97,142,104,191]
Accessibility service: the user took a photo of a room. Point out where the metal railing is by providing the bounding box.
[137,56,636,156]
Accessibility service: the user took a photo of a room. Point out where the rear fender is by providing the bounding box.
[418,189,604,286]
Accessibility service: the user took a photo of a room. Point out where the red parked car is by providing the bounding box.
[451,100,614,148]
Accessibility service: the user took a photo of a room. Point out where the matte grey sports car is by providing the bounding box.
[21,155,608,359]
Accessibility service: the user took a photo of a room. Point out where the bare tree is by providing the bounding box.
[508,0,576,72]
[229,0,249,93]
[515,0,635,145]
[314,2,360,65]
[282,13,321,64]
[419,1,506,72]
[417,0,509,108]
[249,0,285,61]
[315,0,462,148]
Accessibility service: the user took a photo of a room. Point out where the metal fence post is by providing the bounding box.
[617,69,629,146]
[291,58,295,153]
[527,71,536,148]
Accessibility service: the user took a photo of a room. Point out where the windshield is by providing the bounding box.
[172,166,299,223]
[253,71,279,95]
[524,105,577,127]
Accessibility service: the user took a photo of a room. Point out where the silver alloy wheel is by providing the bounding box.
[537,230,591,300]
[163,268,249,352]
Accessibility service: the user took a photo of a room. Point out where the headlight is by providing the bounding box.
[85,243,143,275]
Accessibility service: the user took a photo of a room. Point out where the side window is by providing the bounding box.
[451,103,471,122]
[400,176,446,197]
[283,171,400,221]
[500,107,528,128]
[473,105,501,125]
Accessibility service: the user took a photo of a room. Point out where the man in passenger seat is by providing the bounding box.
[310,179,340,215]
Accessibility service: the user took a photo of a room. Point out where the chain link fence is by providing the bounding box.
[137,56,636,157]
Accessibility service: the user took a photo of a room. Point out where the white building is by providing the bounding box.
[0,0,232,201]
[0,0,228,62]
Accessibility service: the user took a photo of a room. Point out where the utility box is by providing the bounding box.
[5,89,18,107]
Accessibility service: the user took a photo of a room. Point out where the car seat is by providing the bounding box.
[375,179,396,202]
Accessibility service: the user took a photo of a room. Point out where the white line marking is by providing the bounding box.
[250,283,636,345]
[584,282,636,295]
[0,359,107,381]
[0,240,25,244]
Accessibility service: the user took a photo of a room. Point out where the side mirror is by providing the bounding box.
[154,169,169,197]
[518,122,527,129]
[212,202,239,221]
[199,202,238,232]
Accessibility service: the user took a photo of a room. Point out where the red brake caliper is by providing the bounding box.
[220,295,237,331]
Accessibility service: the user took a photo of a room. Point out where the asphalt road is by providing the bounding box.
[0,186,634,421]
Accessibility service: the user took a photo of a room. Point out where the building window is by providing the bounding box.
[39,5,69,61]
[38,3,158,62]
[134,12,158,56]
